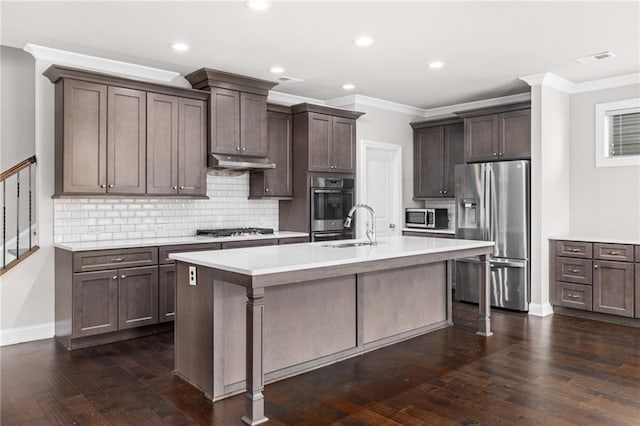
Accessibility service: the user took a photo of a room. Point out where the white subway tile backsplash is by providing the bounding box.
[54,174,279,243]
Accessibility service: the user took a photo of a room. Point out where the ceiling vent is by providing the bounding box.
[274,75,304,83]
[576,51,616,64]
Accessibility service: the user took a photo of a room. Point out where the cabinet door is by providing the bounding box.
[158,264,176,323]
[240,93,268,157]
[332,117,356,173]
[107,87,146,194]
[464,115,498,163]
[178,98,207,196]
[146,93,178,195]
[413,126,445,198]
[307,112,333,172]
[72,270,118,337]
[210,87,240,155]
[498,109,530,160]
[593,260,634,317]
[263,111,292,196]
[62,79,107,194]
[443,123,464,197]
[635,264,639,319]
[118,266,159,329]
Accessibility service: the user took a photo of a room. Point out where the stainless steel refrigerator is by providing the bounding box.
[455,160,530,311]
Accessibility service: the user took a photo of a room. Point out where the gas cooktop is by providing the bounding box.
[196,228,274,238]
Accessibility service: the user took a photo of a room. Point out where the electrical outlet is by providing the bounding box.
[189,266,197,286]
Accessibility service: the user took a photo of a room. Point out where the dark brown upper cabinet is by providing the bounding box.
[185,68,277,162]
[44,65,209,197]
[456,102,531,163]
[250,104,293,199]
[410,119,464,199]
[291,103,364,174]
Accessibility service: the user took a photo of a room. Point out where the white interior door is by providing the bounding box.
[358,140,402,238]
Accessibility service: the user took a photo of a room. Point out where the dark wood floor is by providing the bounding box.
[2,302,639,425]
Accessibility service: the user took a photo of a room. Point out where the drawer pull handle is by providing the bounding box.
[567,294,581,299]
[111,257,125,262]
[569,248,581,252]
[608,250,619,255]
[568,268,580,273]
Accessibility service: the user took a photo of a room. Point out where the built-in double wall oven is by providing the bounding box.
[310,176,354,242]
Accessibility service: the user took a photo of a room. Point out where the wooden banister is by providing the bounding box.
[0,156,36,182]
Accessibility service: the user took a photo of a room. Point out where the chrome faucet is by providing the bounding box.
[344,204,377,245]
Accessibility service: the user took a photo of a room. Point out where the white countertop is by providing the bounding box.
[54,231,308,252]
[170,236,494,276]
[550,235,640,245]
[401,227,455,235]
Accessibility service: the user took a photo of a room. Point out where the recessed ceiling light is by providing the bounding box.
[342,84,355,90]
[246,0,270,11]
[270,66,284,74]
[429,61,445,69]
[354,36,374,47]
[171,42,190,52]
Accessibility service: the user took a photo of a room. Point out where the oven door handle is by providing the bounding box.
[313,189,353,194]
[314,232,350,237]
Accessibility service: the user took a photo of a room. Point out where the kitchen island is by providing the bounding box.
[170,236,494,425]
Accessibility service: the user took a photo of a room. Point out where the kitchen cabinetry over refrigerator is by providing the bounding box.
[455,160,530,311]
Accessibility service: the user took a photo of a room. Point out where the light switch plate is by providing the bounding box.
[188,266,197,286]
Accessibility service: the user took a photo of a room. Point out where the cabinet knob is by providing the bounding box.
[172,186,177,190]
[493,152,497,156]
[180,185,185,190]
[443,190,448,194]
[242,147,246,152]
[236,147,241,151]
[265,188,269,192]
[498,153,503,156]
[594,264,599,269]
[121,274,126,279]
[108,184,114,188]
[439,190,443,194]
[112,275,117,280]
[100,184,106,189]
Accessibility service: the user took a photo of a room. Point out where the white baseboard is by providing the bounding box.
[528,303,554,317]
[0,322,54,346]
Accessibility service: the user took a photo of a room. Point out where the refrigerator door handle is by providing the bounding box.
[490,259,527,268]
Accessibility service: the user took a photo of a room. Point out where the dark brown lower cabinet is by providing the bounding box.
[158,264,176,323]
[636,263,640,319]
[118,266,159,329]
[593,260,634,317]
[72,270,119,337]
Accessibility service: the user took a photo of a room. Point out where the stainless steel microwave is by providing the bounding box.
[405,208,449,229]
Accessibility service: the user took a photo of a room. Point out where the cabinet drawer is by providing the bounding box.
[594,243,634,262]
[555,257,592,285]
[556,241,592,258]
[555,282,592,311]
[221,239,278,250]
[158,243,221,264]
[73,247,158,273]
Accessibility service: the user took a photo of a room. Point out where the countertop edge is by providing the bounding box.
[549,235,640,245]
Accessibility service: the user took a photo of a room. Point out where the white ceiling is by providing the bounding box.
[2,1,639,109]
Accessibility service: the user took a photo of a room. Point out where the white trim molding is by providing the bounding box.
[0,322,54,346]
[528,303,554,317]
[422,92,531,119]
[328,94,427,117]
[267,90,326,107]
[520,71,640,95]
[23,44,180,83]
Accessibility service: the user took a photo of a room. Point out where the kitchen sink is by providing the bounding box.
[323,242,381,248]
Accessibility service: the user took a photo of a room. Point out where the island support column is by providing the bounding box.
[242,287,268,425]
[477,254,493,336]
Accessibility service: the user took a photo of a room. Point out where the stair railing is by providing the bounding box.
[1,155,38,275]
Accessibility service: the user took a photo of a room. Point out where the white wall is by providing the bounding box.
[349,104,424,209]
[570,84,640,239]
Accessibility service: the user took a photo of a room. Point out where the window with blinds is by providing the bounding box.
[606,109,640,157]
[596,99,640,167]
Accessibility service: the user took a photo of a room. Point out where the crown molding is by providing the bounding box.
[519,71,640,95]
[518,72,574,94]
[267,90,326,107]
[422,92,531,119]
[327,94,427,117]
[23,44,180,83]
[573,73,640,94]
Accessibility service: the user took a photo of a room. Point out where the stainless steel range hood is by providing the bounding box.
[208,153,276,173]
